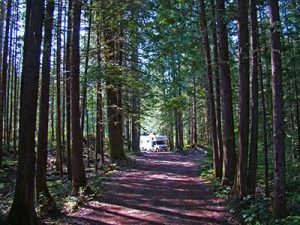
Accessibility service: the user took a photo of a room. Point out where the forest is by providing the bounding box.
[0,0,299,224]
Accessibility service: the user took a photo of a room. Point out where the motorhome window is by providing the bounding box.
[156,141,165,145]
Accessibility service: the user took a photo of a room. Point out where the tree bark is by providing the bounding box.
[178,109,184,149]
[269,0,287,218]
[70,0,87,193]
[81,0,93,137]
[199,0,222,178]
[210,0,223,169]
[6,0,45,223]
[248,0,259,196]
[12,5,19,157]
[131,44,140,153]
[291,42,300,159]
[7,18,14,151]
[236,0,250,197]
[56,0,63,176]
[0,1,5,73]
[65,0,72,180]
[36,0,55,200]
[259,46,269,197]
[0,1,5,163]
[50,77,55,147]
[95,30,104,168]
[104,7,125,161]
[192,73,197,145]
[0,0,12,166]
[216,0,236,186]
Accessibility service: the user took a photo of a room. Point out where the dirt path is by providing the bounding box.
[69,151,236,225]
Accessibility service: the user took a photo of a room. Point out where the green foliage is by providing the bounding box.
[199,145,300,224]
[48,179,72,201]
[199,149,231,199]
[239,196,271,224]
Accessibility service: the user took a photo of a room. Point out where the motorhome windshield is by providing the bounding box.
[153,141,165,145]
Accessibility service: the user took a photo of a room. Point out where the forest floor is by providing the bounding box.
[0,149,238,224]
[65,150,237,225]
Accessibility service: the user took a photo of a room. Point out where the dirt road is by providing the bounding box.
[69,151,236,225]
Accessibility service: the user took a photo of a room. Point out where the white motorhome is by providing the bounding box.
[140,133,169,152]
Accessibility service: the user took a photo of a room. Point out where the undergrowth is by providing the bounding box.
[199,148,300,225]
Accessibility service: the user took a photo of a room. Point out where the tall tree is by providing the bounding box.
[199,0,222,178]
[12,2,19,155]
[0,2,4,160]
[236,0,250,197]
[269,0,287,218]
[260,49,270,197]
[191,73,197,145]
[0,1,4,73]
[70,0,87,193]
[131,4,141,154]
[215,0,236,186]
[7,14,14,150]
[210,0,223,169]
[248,0,259,196]
[65,0,72,180]
[0,0,12,166]
[36,0,55,201]
[104,2,125,161]
[6,0,45,222]
[56,0,63,176]
[291,42,300,158]
[95,29,104,168]
[81,0,93,137]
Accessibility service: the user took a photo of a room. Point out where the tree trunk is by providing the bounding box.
[124,103,131,152]
[132,94,140,153]
[6,10,14,151]
[178,110,184,149]
[62,3,66,156]
[96,80,104,165]
[36,0,55,200]
[6,0,45,223]
[104,15,125,161]
[175,108,179,149]
[236,0,250,197]
[70,0,87,193]
[12,5,20,157]
[260,47,269,197]
[169,119,174,150]
[13,64,18,156]
[175,107,183,151]
[95,30,104,167]
[291,42,300,159]
[7,17,14,151]
[248,0,259,196]
[0,1,5,73]
[50,77,55,147]
[0,0,12,166]
[269,0,287,218]
[0,1,5,160]
[81,0,93,137]
[131,42,140,153]
[216,0,236,186]
[210,0,223,173]
[199,0,221,178]
[56,0,63,176]
[192,74,197,145]
[65,0,72,180]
